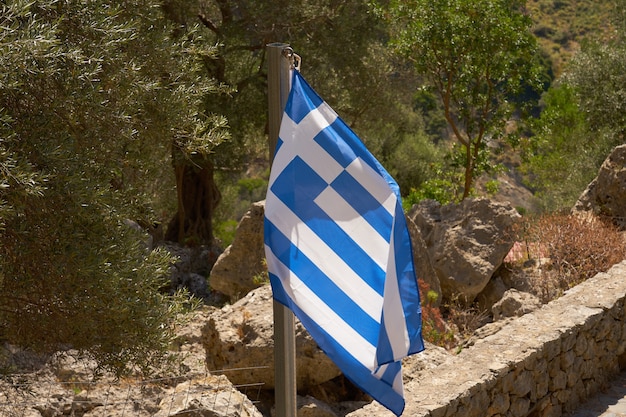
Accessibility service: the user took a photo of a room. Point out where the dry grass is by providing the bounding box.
[509,212,626,303]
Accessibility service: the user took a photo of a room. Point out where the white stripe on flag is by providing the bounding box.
[345,158,397,216]
[314,186,389,271]
[265,247,378,369]
[381,228,412,362]
[266,189,384,321]
[273,109,343,185]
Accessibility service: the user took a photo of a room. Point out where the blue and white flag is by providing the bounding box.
[264,70,424,416]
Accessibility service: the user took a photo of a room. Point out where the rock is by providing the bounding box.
[202,284,341,391]
[160,241,223,301]
[295,395,339,417]
[492,289,542,321]
[475,276,508,314]
[154,375,264,417]
[210,201,267,300]
[409,198,521,304]
[0,343,49,373]
[462,317,516,348]
[480,170,540,215]
[123,218,154,250]
[172,307,220,374]
[406,216,442,307]
[183,273,210,298]
[573,144,626,227]
[401,342,453,383]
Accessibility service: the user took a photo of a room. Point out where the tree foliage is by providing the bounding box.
[521,83,596,210]
[161,0,441,222]
[162,0,408,151]
[383,0,544,199]
[0,0,220,374]
[563,21,626,143]
[522,0,626,211]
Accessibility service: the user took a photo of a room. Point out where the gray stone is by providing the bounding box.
[210,201,267,300]
[401,342,453,383]
[573,144,626,227]
[154,375,263,417]
[409,198,521,304]
[407,215,442,306]
[476,275,508,314]
[295,395,339,417]
[492,289,542,320]
[202,284,341,390]
[161,241,221,300]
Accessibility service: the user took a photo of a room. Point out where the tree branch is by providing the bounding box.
[197,13,220,36]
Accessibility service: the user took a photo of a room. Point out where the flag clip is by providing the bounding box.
[282,47,301,71]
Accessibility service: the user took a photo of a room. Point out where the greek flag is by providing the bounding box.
[264,70,424,416]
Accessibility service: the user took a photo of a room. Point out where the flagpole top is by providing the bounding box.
[266,43,301,71]
[283,47,301,71]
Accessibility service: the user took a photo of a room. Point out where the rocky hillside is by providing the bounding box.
[527,0,614,76]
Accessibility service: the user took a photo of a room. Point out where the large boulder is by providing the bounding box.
[406,216,441,306]
[210,201,267,299]
[573,144,626,227]
[201,284,342,391]
[408,198,521,304]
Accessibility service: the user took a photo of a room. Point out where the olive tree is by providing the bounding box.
[563,6,626,144]
[383,0,543,199]
[160,0,441,220]
[0,0,224,374]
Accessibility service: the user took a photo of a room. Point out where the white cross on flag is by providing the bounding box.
[264,70,424,416]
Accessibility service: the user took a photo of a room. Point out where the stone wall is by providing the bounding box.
[348,260,626,417]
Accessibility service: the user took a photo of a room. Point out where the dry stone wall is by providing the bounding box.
[348,260,626,417]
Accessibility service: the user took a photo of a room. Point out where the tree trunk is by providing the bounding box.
[164,161,221,246]
[462,142,473,200]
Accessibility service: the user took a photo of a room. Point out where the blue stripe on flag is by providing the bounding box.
[314,118,383,176]
[270,155,327,209]
[374,310,396,366]
[330,170,393,241]
[376,361,402,391]
[288,74,324,123]
[264,220,380,346]
[268,269,291,308]
[274,138,284,155]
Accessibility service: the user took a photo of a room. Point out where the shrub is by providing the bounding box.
[515,212,626,302]
[418,279,456,349]
[443,300,490,343]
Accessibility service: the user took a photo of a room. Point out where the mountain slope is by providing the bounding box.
[527,0,615,75]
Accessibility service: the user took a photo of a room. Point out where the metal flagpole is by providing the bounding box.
[266,42,297,417]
